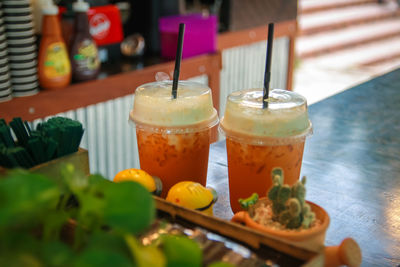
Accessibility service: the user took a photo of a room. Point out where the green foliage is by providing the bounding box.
[0,169,60,229]
[0,165,206,266]
[73,248,133,267]
[125,234,166,267]
[0,164,156,266]
[38,241,74,266]
[159,234,202,267]
[208,262,236,267]
[103,182,155,235]
[267,168,316,229]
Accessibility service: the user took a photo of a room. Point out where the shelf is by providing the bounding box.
[0,52,222,122]
[0,19,297,123]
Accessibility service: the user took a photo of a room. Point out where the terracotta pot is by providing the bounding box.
[232,198,362,267]
[231,198,330,251]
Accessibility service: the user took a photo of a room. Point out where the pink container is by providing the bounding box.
[159,14,217,59]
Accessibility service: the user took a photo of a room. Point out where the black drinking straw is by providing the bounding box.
[263,23,275,109]
[172,23,185,99]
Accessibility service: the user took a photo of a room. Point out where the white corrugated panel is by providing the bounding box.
[219,37,289,119]
[76,107,88,150]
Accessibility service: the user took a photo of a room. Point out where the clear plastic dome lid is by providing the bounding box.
[130,80,218,133]
[220,89,312,144]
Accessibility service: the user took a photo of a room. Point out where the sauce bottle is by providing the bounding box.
[69,0,100,82]
[60,2,75,48]
[38,0,72,90]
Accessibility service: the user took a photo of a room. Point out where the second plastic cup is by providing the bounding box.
[130,81,219,198]
[220,89,312,213]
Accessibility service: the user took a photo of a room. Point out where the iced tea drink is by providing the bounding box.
[130,81,218,197]
[220,89,312,213]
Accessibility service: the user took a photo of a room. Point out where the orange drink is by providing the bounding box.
[226,139,305,212]
[220,89,312,213]
[130,81,218,197]
[136,129,210,198]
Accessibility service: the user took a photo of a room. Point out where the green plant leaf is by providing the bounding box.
[73,248,132,267]
[65,173,109,234]
[0,232,45,267]
[102,181,155,235]
[208,262,236,267]
[0,253,43,267]
[0,232,41,256]
[0,166,157,266]
[125,235,165,267]
[85,231,132,258]
[160,234,202,267]
[42,211,70,242]
[38,241,74,267]
[0,169,60,229]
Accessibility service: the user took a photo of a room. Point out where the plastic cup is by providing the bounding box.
[220,89,312,213]
[130,80,219,198]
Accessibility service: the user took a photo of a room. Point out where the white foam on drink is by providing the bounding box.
[130,81,218,130]
[221,89,312,140]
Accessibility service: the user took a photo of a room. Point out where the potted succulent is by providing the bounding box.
[232,168,329,250]
[232,168,362,267]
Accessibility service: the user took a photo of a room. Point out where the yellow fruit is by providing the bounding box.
[166,181,217,216]
[114,169,156,193]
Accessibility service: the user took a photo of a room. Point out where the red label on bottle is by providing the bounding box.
[90,13,110,40]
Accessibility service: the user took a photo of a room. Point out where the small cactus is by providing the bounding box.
[267,168,316,229]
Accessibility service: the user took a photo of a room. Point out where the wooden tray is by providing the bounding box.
[154,196,324,267]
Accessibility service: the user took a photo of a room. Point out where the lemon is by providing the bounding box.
[114,169,156,193]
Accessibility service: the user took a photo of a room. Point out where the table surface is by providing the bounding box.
[207,68,400,267]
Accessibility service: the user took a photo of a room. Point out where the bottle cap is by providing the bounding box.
[73,0,90,12]
[42,0,59,15]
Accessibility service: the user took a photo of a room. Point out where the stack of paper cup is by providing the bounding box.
[0,3,12,102]
[3,0,39,97]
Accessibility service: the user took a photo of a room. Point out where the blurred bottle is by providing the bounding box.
[38,0,72,90]
[69,0,100,82]
[60,2,76,48]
